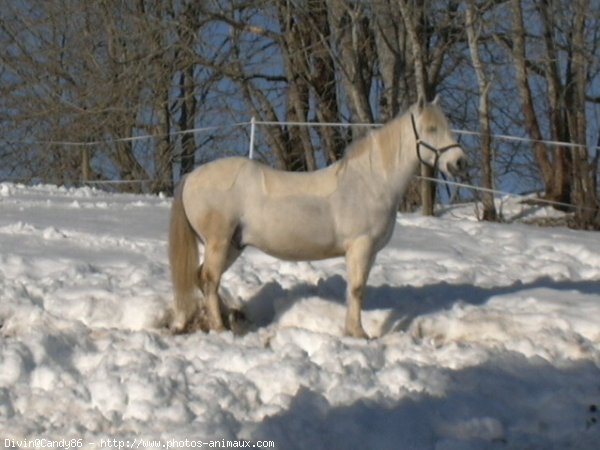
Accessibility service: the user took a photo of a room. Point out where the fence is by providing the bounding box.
[1,118,597,215]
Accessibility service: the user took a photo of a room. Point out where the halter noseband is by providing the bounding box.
[410,113,462,171]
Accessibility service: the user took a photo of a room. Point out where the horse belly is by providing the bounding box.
[243,197,341,261]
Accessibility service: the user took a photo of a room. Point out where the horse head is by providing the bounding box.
[411,96,468,178]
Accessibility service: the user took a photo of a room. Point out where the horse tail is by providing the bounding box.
[168,177,199,330]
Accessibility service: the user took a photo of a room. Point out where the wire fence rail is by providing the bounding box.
[4,119,598,151]
[1,118,596,213]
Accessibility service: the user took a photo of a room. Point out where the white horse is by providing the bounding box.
[169,96,467,338]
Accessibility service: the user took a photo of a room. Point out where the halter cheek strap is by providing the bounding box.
[410,113,462,170]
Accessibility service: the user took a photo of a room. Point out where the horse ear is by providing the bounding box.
[432,94,440,105]
[417,95,426,111]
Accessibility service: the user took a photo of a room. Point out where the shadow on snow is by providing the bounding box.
[239,276,600,448]
[248,354,600,449]
[243,275,600,335]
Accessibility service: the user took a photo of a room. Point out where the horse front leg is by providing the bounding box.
[344,236,375,338]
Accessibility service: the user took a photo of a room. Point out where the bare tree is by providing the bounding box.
[566,0,600,227]
[328,0,375,127]
[277,0,317,171]
[175,2,200,178]
[309,0,346,164]
[0,0,225,193]
[397,0,469,215]
[466,0,497,221]
[3,0,598,229]
[397,0,434,215]
[508,0,599,227]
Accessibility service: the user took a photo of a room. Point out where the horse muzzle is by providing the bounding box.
[445,153,468,178]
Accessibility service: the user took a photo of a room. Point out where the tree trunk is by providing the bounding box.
[372,0,408,120]
[398,0,435,216]
[327,0,374,128]
[510,0,554,193]
[538,0,572,207]
[310,0,345,164]
[153,91,173,194]
[568,0,599,228]
[466,2,497,221]
[179,68,197,178]
[277,0,316,171]
[178,3,199,179]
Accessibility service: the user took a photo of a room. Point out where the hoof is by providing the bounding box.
[169,313,190,334]
[169,305,250,335]
[206,307,250,335]
[225,308,250,335]
[169,306,209,334]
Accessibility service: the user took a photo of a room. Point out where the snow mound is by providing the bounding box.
[1,183,599,448]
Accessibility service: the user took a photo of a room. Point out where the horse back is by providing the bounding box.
[185,157,341,203]
[257,163,339,198]
[184,157,248,193]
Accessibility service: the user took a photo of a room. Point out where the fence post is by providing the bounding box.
[248,116,256,159]
[81,144,91,184]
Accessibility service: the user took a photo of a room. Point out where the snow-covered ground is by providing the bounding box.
[1,182,599,449]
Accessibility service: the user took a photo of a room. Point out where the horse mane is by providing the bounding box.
[338,102,449,169]
[338,110,409,171]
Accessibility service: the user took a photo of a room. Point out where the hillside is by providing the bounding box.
[1,183,599,449]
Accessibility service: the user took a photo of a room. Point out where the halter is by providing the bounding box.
[410,113,462,171]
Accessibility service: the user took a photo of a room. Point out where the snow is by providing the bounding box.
[1,181,599,449]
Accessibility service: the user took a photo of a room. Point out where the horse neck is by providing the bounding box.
[342,114,420,201]
[384,113,421,176]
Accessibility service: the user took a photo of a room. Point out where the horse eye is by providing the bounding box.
[426,126,437,133]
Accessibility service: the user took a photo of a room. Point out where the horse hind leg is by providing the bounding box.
[196,243,243,291]
[197,238,244,331]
